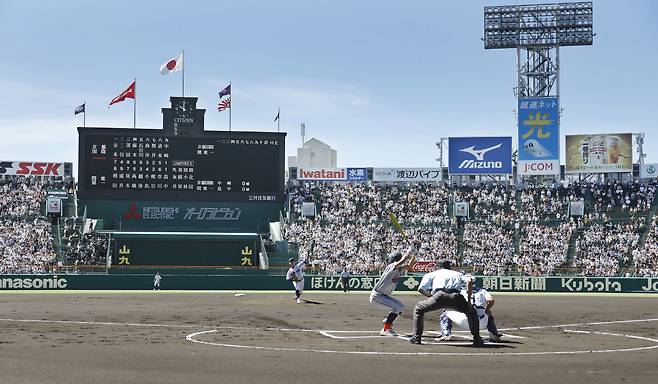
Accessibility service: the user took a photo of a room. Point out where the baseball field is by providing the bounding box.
[1,291,657,384]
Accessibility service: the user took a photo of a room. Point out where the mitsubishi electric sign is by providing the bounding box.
[448,137,512,175]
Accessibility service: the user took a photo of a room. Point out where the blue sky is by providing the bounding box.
[1,0,656,170]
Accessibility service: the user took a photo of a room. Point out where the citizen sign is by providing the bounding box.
[0,161,63,176]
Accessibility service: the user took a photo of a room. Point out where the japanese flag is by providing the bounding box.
[160,52,183,75]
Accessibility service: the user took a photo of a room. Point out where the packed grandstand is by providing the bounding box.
[3,173,656,278]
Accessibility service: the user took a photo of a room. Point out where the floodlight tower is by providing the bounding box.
[484,2,593,99]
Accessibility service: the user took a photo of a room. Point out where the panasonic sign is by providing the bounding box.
[0,277,68,290]
[448,137,512,175]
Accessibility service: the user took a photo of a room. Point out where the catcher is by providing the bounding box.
[286,257,306,303]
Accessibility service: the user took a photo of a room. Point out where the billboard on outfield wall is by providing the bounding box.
[373,168,442,182]
[640,163,658,179]
[517,97,560,175]
[448,137,512,175]
[565,134,633,174]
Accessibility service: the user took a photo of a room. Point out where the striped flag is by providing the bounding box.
[218,97,231,112]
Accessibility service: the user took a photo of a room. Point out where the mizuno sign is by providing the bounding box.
[448,137,512,175]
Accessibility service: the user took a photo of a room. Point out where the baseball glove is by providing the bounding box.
[289,275,300,282]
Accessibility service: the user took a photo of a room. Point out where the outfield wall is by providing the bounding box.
[1,275,658,293]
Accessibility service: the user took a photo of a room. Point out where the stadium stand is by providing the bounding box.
[282,180,658,276]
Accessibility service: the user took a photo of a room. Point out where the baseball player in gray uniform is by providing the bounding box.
[409,260,484,346]
[370,247,416,336]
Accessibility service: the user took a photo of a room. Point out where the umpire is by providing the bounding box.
[409,260,484,346]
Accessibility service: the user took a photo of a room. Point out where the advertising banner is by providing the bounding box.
[640,163,658,179]
[569,200,585,216]
[565,134,633,174]
[448,137,512,175]
[0,161,67,177]
[454,202,469,217]
[346,168,367,181]
[373,168,442,182]
[297,168,347,180]
[409,261,439,273]
[46,197,63,215]
[301,202,316,217]
[517,97,560,175]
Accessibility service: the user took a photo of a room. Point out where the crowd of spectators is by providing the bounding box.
[0,218,56,274]
[634,215,658,277]
[0,177,48,217]
[61,218,108,267]
[461,223,515,275]
[517,222,575,275]
[0,176,67,273]
[574,219,644,276]
[589,180,655,214]
[283,219,457,275]
[283,180,657,277]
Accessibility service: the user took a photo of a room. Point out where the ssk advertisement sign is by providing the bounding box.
[373,168,442,182]
[517,97,560,175]
[0,161,68,176]
[448,137,512,175]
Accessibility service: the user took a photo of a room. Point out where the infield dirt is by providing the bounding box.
[1,292,657,384]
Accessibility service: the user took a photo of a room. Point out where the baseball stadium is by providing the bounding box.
[1,1,657,383]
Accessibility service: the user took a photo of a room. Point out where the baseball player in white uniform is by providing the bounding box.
[153,273,161,291]
[286,257,306,303]
[369,247,415,336]
[439,277,503,341]
[409,260,484,346]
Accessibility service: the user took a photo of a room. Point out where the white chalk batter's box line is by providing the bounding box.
[185,318,658,356]
[318,330,525,341]
[2,317,658,357]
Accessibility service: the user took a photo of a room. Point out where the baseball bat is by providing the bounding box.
[388,212,409,242]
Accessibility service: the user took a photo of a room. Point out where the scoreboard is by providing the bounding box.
[78,128,286,202]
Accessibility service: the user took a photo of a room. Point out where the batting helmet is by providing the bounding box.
[387,251,402,264]
[439,259,451,269]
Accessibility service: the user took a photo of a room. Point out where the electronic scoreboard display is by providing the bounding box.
[78,128,286,202]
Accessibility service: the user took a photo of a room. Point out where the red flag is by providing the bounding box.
[109,81,136,106]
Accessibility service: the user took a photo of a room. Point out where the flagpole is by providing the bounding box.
[133,78,136,129]
[83,101,86,127]
[277,107,280,133]
[181,50,185,97]
[229,81,232,132]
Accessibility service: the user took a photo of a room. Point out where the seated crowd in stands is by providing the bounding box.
[634,216,658,277]
[283,180,657,276]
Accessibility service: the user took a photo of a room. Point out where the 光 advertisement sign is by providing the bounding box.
[448,137,512,175]
[517,97,560,175]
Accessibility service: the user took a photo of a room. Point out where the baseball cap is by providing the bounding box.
[387,251,402,264]
[439,259,451,269]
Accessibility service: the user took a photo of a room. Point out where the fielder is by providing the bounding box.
[286,257,306,304]
[369,247,416,336]
[153,272,161,291]
[439,277,503,342]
